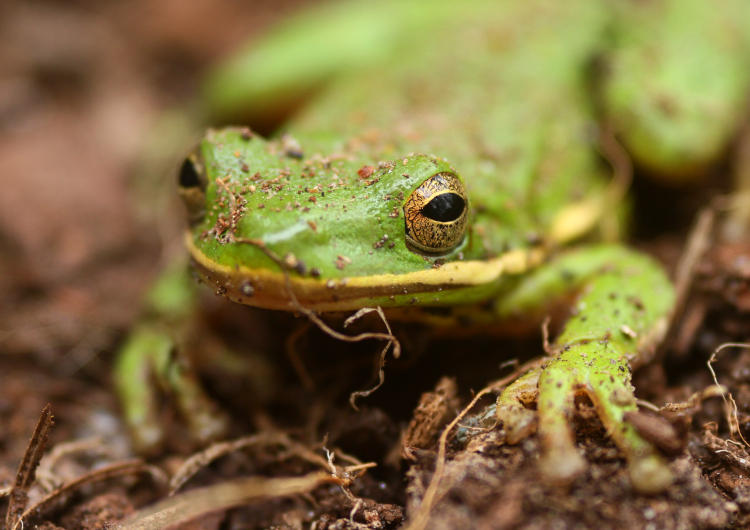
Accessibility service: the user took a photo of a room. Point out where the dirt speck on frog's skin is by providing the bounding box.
[335,255,352,270]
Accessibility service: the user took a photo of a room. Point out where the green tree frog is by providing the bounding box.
[116,0,750,494]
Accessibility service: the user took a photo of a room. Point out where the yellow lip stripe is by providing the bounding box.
[186,232,546,311]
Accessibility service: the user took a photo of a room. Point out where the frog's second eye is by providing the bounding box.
[178,157,202,188]
[404,172,468,254]
[177,156,207,224]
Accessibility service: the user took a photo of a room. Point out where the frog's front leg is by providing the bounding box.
[114,263,230,454]
[494,245,674,493]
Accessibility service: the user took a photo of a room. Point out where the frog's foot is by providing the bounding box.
[114,325,230,454]
[492,245,675,492]
[497,341,672,494]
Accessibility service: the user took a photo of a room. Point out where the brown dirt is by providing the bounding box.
[2,2,750,528]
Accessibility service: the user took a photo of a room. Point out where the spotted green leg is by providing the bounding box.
[114,263,229,454]
[494,245,674,493]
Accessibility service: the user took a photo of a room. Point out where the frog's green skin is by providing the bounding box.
[602,0,750,180]
[117,0,750,493]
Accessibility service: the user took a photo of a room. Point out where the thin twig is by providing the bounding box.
[707,342,750,448]
[120,472,337,530]
[5,404,54,530]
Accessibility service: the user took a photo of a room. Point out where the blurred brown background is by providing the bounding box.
[0,0,309,364]
[0,0,315,478]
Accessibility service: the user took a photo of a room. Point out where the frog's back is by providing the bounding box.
[289,0,611,253]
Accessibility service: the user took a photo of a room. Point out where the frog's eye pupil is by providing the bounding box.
[421,193,465,222]
[179,158,201,188]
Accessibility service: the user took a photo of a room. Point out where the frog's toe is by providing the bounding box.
[538,343,673,493]
[115,325,230,454]
[495,364,586,482]
[496,369,540,444]
[164,354,231,445]
[115,326,170,454]
[535,360,587,485]
[627,452,673,494]
[586,360,672,493]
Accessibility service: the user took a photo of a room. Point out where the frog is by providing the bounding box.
[115,0,750,494]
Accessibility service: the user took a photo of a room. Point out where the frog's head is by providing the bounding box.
[179,127,539,311]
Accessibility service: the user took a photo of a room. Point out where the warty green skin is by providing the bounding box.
[116,0,750,493]
[193,1,611,286]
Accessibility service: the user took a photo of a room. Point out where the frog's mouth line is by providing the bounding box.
[186,232,545,312]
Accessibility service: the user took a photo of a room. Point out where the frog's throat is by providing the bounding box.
[186,232,546,312]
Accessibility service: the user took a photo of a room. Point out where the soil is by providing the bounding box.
[2,2,750,528]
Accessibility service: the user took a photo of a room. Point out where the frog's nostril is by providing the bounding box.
[178,158,202,188]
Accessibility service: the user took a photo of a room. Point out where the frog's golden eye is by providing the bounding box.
[178,156,207,224]
[404,172,468,254]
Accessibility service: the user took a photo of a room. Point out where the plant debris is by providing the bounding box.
[4,405,54,530]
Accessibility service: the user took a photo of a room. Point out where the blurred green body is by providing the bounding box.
[117,0,750,493]
[602,0,750,178]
